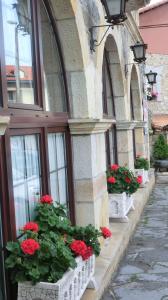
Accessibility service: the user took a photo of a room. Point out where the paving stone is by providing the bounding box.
[102,184,168,300]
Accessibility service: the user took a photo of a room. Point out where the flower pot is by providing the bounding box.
[109,192,134,222]
[134,169,149,186]
[18,255,96,300]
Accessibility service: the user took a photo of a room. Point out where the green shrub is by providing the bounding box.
[153,134,168,160]
[134,156,149,170]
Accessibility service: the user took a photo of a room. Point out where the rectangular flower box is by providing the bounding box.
[109,192,134,222]
[134,169,149,186]
[18,255,96,300]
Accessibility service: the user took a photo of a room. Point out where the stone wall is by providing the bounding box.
[146,54,168,114]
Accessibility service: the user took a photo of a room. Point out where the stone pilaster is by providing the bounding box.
[69,118,114,228]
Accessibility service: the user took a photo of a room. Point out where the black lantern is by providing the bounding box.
[146,70,157,85]
[130,41,147,63]
[101,0,127,24]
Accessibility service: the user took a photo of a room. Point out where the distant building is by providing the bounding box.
[140,0,168,119]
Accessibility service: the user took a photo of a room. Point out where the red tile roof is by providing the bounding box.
[152,114,168,130]
[6,65,33,81]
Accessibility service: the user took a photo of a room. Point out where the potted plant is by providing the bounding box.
[153,134,168,171]
[5,195,112,300]
[107,164,142,221]
[134,155,150,185]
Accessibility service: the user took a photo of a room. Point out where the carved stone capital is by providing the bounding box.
[0,116,10,136]
[134,121,147,128]
[116,120,137,130]
[68,118,116,135]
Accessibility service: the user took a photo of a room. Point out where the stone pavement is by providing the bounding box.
[101,184,168,300]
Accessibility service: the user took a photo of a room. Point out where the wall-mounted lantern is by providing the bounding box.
[130,41,147,63]
[89,0,127,52]
[101,0,127,24]
[146,70,157,85]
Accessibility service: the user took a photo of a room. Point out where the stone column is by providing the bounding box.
[134,121,148,157]
[69,119,114,228]
[116,121,137,170]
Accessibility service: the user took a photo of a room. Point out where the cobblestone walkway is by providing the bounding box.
[102,184,168,300]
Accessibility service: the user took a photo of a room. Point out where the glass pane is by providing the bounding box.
[56,133,66,169]
[50,172,59,203]
[11,134,41,235]
[48,133,57,172]
[2,0,35,104]
[48,133,68,208]
[58,169,67,205]
[40,1,67,112]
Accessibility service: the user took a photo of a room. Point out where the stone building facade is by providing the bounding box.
[0,0,150,299]
[140,1,168,114]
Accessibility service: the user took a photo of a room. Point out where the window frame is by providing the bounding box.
[0,0,75,239]
[0,0,70,113]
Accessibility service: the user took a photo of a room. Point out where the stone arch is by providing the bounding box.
[130,65,145,156]
[49,0,89,118]
[102,34,126,121]
[130,65,143,121]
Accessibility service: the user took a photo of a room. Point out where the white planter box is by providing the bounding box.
[109,192,134,222]
[134,169,149,186]
[18,255,96,300]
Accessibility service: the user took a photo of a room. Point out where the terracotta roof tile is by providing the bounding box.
[152,114,168,130]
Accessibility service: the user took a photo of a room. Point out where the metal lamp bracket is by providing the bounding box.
[89,24,113,52]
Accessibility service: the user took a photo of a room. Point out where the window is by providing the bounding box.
[0,0,74,246]
[11,134,41,235]
[102,50,118,167]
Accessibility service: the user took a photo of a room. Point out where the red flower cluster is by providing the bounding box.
[107,177,116,184]
[40,195,53,204]
[101,227,112,239]
[136,176,142,184]
[125,177,131,184]
[111,164,119,171]
[23,222,39,233]
[82,246,93,260]
[70,240,93,261]
[21,239,40,255]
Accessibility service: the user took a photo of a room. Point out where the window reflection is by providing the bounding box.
[2,0,35,104]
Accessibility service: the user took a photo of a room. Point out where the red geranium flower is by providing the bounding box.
[82,246,93,260]
[101,227,112,239]
[107,177,116,184]
[23,222,39,233]
[70,240,87,256]
[40,195,53,204]
[21,239,40,255]
[111,164,119,171]
[125,177,131,184]
[137,176,143,184]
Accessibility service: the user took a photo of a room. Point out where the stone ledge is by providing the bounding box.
[82,172,155,300]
